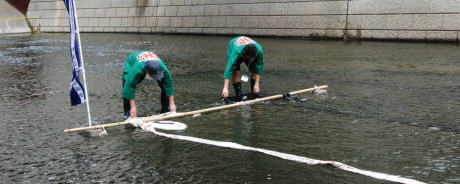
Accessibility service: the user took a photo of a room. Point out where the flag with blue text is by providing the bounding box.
[63,0,86,106]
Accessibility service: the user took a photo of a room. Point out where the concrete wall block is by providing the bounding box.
[276,16,295,29]
[413,14,443,30]
[316,15,340,29]
[269,3,287,15]
[99,18,110,26]
[127,27,139,33]
[157,7,166,16]
[172,0,185,5]
[217,28,232,34]
[327,29,344,38]
[86,0,101,8]
[170,17,183,27]
[133,17,146,26]
[427,31,458,41]
[115,27,127,32]
[142,7,155,17]
[220,5,234,15]
[374,0,401,14]
[191,6,205,16]
[205,5,219,15]
[259,17,277,28]
[348,0,374,14]
[442,14,460,30]
[178,6,191,16]
[346,15,362,29]
[117,8,129,17]
[285,29,305,37]
[307,2,328,15]
[93,27,104,32]
[81,26,93,32]
[100,0,112,8]
[159,0,172,6]
[196,17,211,27]
[105,8,117,17]
[121,18,134,27]
[235,4,251,15]
[176,28,188,33]
[146,17,157,26]
[203,28,218,34]
[189,28,203,34]
[128,8,140,17]
[252,4,269,15]
[78,18,89,27]
[94,9,105,18]
[295,16,316,29]
[233,28,250,35]
[250,29,266,36]
[242,17,259,28]
[103,27,115,32]
[152,27,163,33]
[225,17,242,27]
[361,15,386,29]
[286,2,306,15]
[139,27,153,33]
[109,18,121,27]
[88,18,99,26]
[163,27,176,33]
[165,6,178,16]
[430,0,460,14]
[157,17,170,27]
[401,0,429,13]
[328,1,347,15]
[373,30,398,39]
[84,9,95,18]
[266,29,285,36]
[398,30,426,40]
[306,29,327,38]
[360,30,373,39]
[211,17,226,27]
[386,14,413,30]
[112,0,124,7]
[183,17,197,27]
[123,0,137,8]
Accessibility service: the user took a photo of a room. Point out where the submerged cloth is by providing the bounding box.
[223,36,264,79]
[121,51,174,100]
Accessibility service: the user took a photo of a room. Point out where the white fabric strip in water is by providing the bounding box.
[128,119,425,184]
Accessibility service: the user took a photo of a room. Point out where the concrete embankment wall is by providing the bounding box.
[26,0,460,42]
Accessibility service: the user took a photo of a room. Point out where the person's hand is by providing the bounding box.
[169,103,177,113]
[130,106,137,118]
[253,84,260,94]
[222,88,229,98]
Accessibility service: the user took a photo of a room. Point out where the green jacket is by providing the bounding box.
[122,51,174,100]
[223,36,264,79]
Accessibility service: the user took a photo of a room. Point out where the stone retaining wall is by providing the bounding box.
[26,0,460,42]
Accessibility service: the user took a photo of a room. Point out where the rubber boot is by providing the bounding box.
[233,82,242,96]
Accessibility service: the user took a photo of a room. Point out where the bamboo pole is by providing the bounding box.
[63,85,328,133]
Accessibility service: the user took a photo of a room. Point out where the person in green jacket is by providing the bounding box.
[222,36,264,98]
[122,51,176,118]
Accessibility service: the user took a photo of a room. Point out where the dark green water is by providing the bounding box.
[0,33,459,183]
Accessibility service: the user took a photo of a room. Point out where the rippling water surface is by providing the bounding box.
[1,33,459,183]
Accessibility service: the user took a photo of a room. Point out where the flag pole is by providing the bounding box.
[63,0,91,127]
[70,0,92,126]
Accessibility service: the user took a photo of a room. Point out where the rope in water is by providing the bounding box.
[127,118,425,184]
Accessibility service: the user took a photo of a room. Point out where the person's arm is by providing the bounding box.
[129,100,137,118]
[168,95,176,112]
[222,79,230,98]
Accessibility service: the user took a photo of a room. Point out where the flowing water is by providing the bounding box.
[0,33,459,184]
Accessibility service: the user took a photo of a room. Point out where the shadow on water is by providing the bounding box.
[0,33,459,184]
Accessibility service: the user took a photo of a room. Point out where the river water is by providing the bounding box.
[0,33,459,183]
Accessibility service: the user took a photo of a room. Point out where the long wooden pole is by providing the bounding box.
[63,85,328,133]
